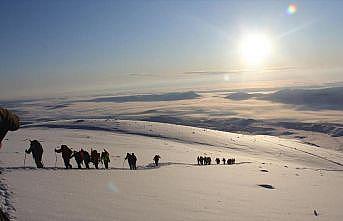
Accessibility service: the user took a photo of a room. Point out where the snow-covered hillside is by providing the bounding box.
[1,120,343,220]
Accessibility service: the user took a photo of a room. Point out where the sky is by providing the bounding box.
[0,0,343,99]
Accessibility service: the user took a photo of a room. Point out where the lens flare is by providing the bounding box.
[107,181,119,193]
[287,4,297,15]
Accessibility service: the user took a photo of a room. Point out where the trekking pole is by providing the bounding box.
[41,155,45,168]
[54,152,57,168]
[122,159,126,168]
[24,152,27,168]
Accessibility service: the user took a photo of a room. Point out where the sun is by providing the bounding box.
[239,33,272,66]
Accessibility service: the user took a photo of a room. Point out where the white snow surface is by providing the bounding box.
[1,119,343,220]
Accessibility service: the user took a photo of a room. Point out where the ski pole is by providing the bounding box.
[55,152,57,168]
[24,152,26,167]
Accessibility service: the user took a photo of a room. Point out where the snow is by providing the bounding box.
[1,120,343,220]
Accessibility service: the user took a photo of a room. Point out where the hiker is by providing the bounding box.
[204,157,210,165]
[55,145,73,169]
[199,156,204,165]
[227,158,232,165]
[153,154,161,167]
[222,158,226,165]
[82,149,91,169]
[25,140,44,168]
[0,107,20,150]
[101,149,110,169]
[215,158,220,164]
[197,156,201,165]
[91,149,100,169]
[125,153,133,169]
[131,153,137,170]
[71,150,83,169]
[227,158,235,165]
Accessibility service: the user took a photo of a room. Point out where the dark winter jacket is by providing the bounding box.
[55,145,73,160]
[71,151,83,164]
[101,150,110,163]
[83,150,90,164]
[25,140,43,161]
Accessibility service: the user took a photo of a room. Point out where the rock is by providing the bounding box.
[258,184,275,189]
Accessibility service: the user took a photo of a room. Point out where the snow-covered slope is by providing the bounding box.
[1,120,343,220]
[24,119,343,169]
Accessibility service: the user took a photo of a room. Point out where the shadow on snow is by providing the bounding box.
[0,161,251,172]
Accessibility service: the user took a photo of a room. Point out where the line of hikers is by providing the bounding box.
[24,140,236,170]
[197,156,212,165]
[197,156,236,165]
[124,154,161,170]
[54,144,110,169]
[24,140,163,170]
[23,140,110,169]
[124,153,137,170]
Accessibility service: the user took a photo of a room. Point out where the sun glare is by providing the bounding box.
[239,33,272,66]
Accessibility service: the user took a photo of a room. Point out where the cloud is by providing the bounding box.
[226,86,343,110]
[180,66,297,76]
[180,71,241,75]
[127,73,155,77]
[79,91,201,103]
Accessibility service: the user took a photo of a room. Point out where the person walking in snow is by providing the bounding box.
[197,156,201,165]
[25,140,44,168]
[131,153,137,170]
[153,154,161,167]
[199,156,204,165]
[125,153,133,170]
[222,158,226,165]
[82,149,91,169]
[204,157,209,165]
[91,149,100,169]
[55,145,73,169]
[101,149,110,169]
[227,158,235,165]
[215,158,220,164]
[71,150,83,169]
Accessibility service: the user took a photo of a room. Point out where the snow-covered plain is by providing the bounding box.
[1,119,343,220]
